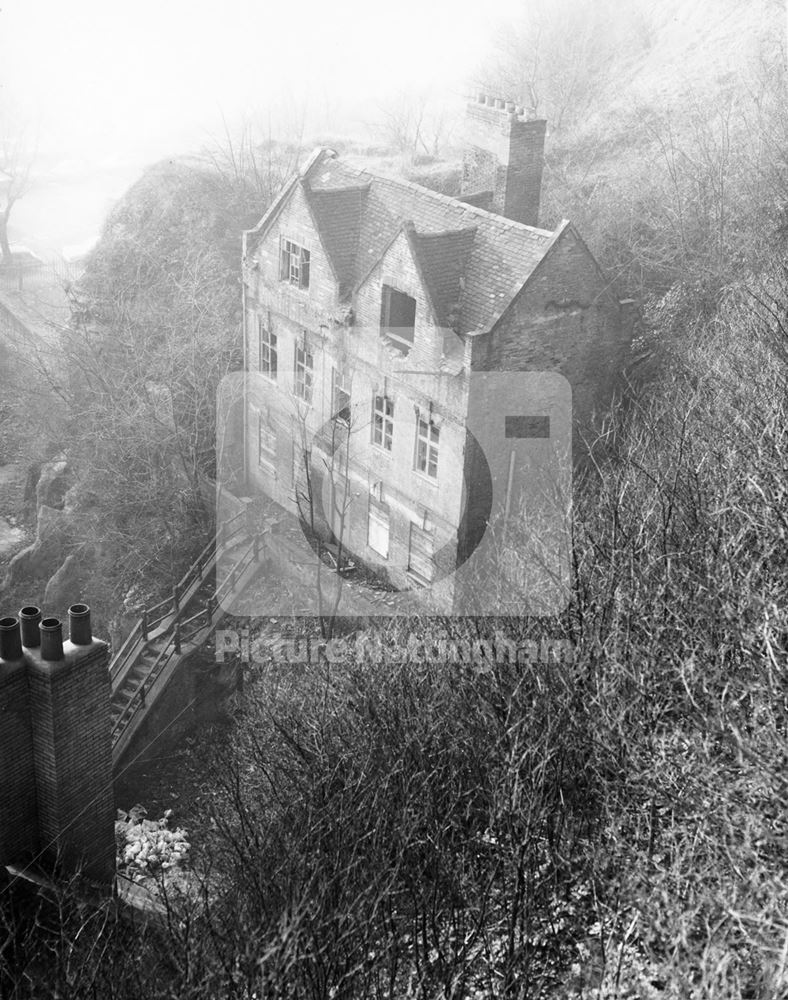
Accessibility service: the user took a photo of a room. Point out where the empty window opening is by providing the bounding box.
[333,369,351,424]
[380,285,416,354]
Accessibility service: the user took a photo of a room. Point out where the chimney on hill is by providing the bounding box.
[461,94,547,228]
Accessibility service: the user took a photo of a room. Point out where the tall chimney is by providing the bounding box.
[0,616,39,866]
[1,599,117,885]
[461,95,547,227]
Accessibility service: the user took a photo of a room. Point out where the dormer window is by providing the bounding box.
[380,285,416,354]
[280,238,310,288]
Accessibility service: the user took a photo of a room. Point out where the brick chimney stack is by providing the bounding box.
[461,93,547,228]
[0,603,115,885]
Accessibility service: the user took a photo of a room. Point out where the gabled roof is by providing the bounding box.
[407,225,477,331]
[246,148,559,334]
[303,183,370,298]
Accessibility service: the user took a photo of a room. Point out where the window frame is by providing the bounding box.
[380,284,416,354]
[414,412,440,479]
[407,520,435,584]
[258,320,278,380]
[333,369,351,425]
[294,342,314,404]
[372,394,394,451]
[279,237,311,289]
[367,499,390,559]
[257,412,276,472]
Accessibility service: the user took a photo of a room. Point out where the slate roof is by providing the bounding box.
[407,225,477,331]
[303,182,369,298]
[247,149,561,334]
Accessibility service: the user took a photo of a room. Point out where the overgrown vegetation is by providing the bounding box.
[2,4,787,996]
[3,261,788,996]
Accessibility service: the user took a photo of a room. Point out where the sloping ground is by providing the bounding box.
[610,0,779,107]
[562,0,781,163]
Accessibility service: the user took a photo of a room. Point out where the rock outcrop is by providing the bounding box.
[35,454,70,510]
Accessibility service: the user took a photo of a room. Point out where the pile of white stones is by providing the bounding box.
[116,805,191,879]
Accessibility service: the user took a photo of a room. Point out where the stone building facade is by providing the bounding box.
[240,95,634,611]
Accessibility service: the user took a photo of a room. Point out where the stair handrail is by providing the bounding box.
[111,638,178,743]
[109,620,143,683]
[111,515,262,745]
[110,532,222,678]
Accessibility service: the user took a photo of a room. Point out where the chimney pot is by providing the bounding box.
[505,101,515,112]
[0,616,23,661]
[495,98,505,110]
[68,604,92,645]
[477,91,486,103]
[19,606,42,648]
[40,618,64,662]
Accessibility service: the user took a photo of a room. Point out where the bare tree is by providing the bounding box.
[0,102,36,264]
[200,109,307,218]
[373,90,453,161]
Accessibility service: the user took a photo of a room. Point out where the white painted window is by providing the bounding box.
[372,394,394,451]
[415,413,439,479]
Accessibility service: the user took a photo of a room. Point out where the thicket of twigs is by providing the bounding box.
[3,260,788,998]
[3,17,788,996]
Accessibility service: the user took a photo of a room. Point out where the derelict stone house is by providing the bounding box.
[240,95,634,611]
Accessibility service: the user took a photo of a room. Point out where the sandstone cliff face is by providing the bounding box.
[2,455,99,619]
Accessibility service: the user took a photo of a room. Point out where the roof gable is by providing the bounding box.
[243,148,571,334]
[305,156,554,333]
[303,183,369,298]
[354,223,441,330]
[407,226,476,331]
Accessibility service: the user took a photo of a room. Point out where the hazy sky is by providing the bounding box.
[0,0,525,254]
[1,0,522,161]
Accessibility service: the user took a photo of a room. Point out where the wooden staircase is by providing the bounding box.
[109,509,262,766]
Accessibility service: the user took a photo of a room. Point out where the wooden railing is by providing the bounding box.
[109,509,256,746]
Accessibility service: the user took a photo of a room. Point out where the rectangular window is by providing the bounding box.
[294,343,313,403]
[280,238,311,289]
[380,285,416,354]
[333,369,351,424]
[368,501,390,559]
[372,395,394,451]
[259,320,277,379]
[415,413,439,478]
[257,413,276,472]
[408,521,434,583]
